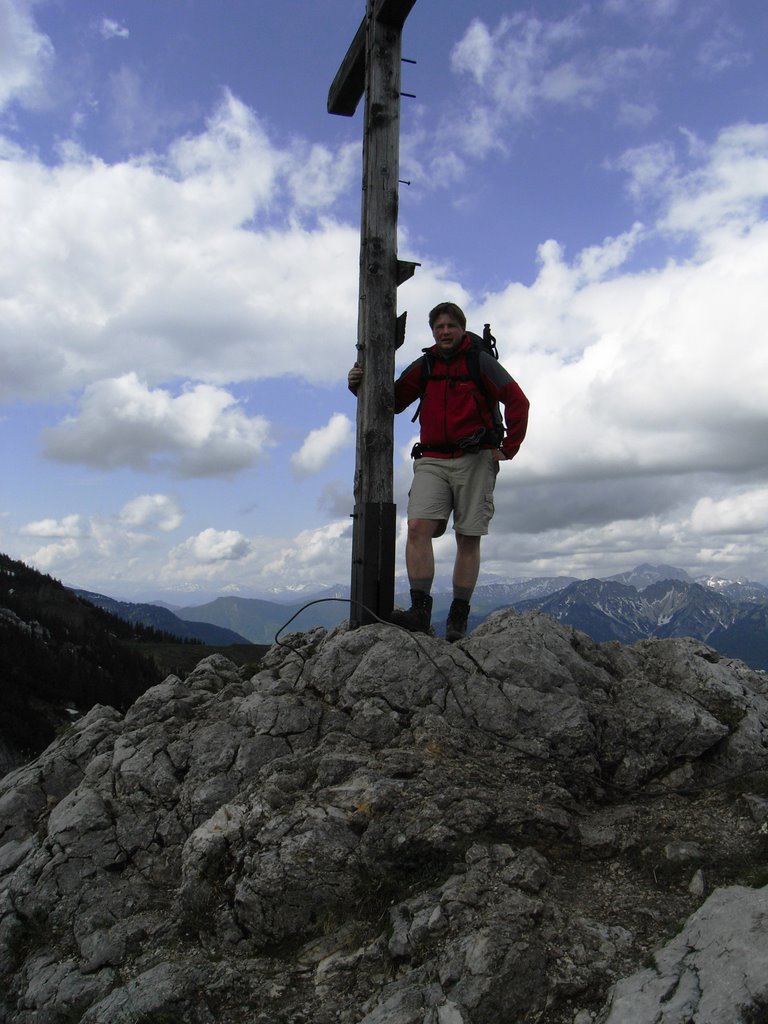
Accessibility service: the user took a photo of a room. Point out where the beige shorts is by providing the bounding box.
[407,450,498,536]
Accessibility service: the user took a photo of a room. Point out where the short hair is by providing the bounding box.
[428,302,467,330]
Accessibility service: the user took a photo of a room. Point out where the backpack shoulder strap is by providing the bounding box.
[420,351,433,385]
[410,352,432,422]
[465,344,482,390]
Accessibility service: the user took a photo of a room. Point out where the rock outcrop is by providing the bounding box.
[1,609,767,1023]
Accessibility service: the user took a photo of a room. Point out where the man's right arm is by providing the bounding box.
[347,364,363,395]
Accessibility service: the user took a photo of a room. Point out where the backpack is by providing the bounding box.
[410,323,504,446]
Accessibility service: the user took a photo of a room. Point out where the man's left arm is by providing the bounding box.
[480,355,530,461]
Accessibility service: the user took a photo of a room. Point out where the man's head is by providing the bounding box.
[429,302,467,356]
[428,302,466,330]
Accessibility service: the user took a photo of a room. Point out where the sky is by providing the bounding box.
[2,0,768,602]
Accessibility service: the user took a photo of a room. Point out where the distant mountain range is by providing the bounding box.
[72,590,252,645]
[503,567,768,671]
[65,562,768,671]
[70,588,352,645]
[516,578,736,642]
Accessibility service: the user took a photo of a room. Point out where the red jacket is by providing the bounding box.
[394,335,529,459]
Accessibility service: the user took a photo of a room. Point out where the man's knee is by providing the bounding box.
[455,532,481,551]
[408,518,447,541]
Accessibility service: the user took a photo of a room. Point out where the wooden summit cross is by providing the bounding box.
[328,0,419,628]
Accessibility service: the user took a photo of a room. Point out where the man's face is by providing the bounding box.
[432,314,465,355]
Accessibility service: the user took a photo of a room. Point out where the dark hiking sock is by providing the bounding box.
[409,578,433,596]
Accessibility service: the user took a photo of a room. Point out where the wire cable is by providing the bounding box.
[272,597,455,684]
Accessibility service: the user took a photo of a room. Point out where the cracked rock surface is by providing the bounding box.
[1,609,768,1023]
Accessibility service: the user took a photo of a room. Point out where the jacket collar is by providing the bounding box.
[425,333,470,361]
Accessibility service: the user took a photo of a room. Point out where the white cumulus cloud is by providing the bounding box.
[28,538,82,570]
[0,91,362,404]
[119,494,183,532]
[291,413,354,478]
[173,528,251,565]
[690,490,768,536]
[20,514,82,538]
[41,374,272,478]
[262,520,352,581]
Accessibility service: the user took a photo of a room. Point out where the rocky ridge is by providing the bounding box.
[1,609,767,1023]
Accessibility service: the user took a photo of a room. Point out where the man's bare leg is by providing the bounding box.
[453,533,481,596]
[390,518,441,632]
[405,518,440,589]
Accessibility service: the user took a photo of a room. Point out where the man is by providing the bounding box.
[348,302,529,641]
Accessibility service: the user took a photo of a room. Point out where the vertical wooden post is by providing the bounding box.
[348,1,401,626]
[328,0,418,628]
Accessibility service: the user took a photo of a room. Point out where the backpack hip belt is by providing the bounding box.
[411,429,495,460]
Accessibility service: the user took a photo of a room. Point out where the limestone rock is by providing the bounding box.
[597,885,768,1023]
[0,612,767,1023]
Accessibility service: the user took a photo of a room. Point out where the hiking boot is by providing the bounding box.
[445,599,470,642]
[389,590,433,633]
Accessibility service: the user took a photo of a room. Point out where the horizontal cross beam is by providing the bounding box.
[327,0,418,116]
